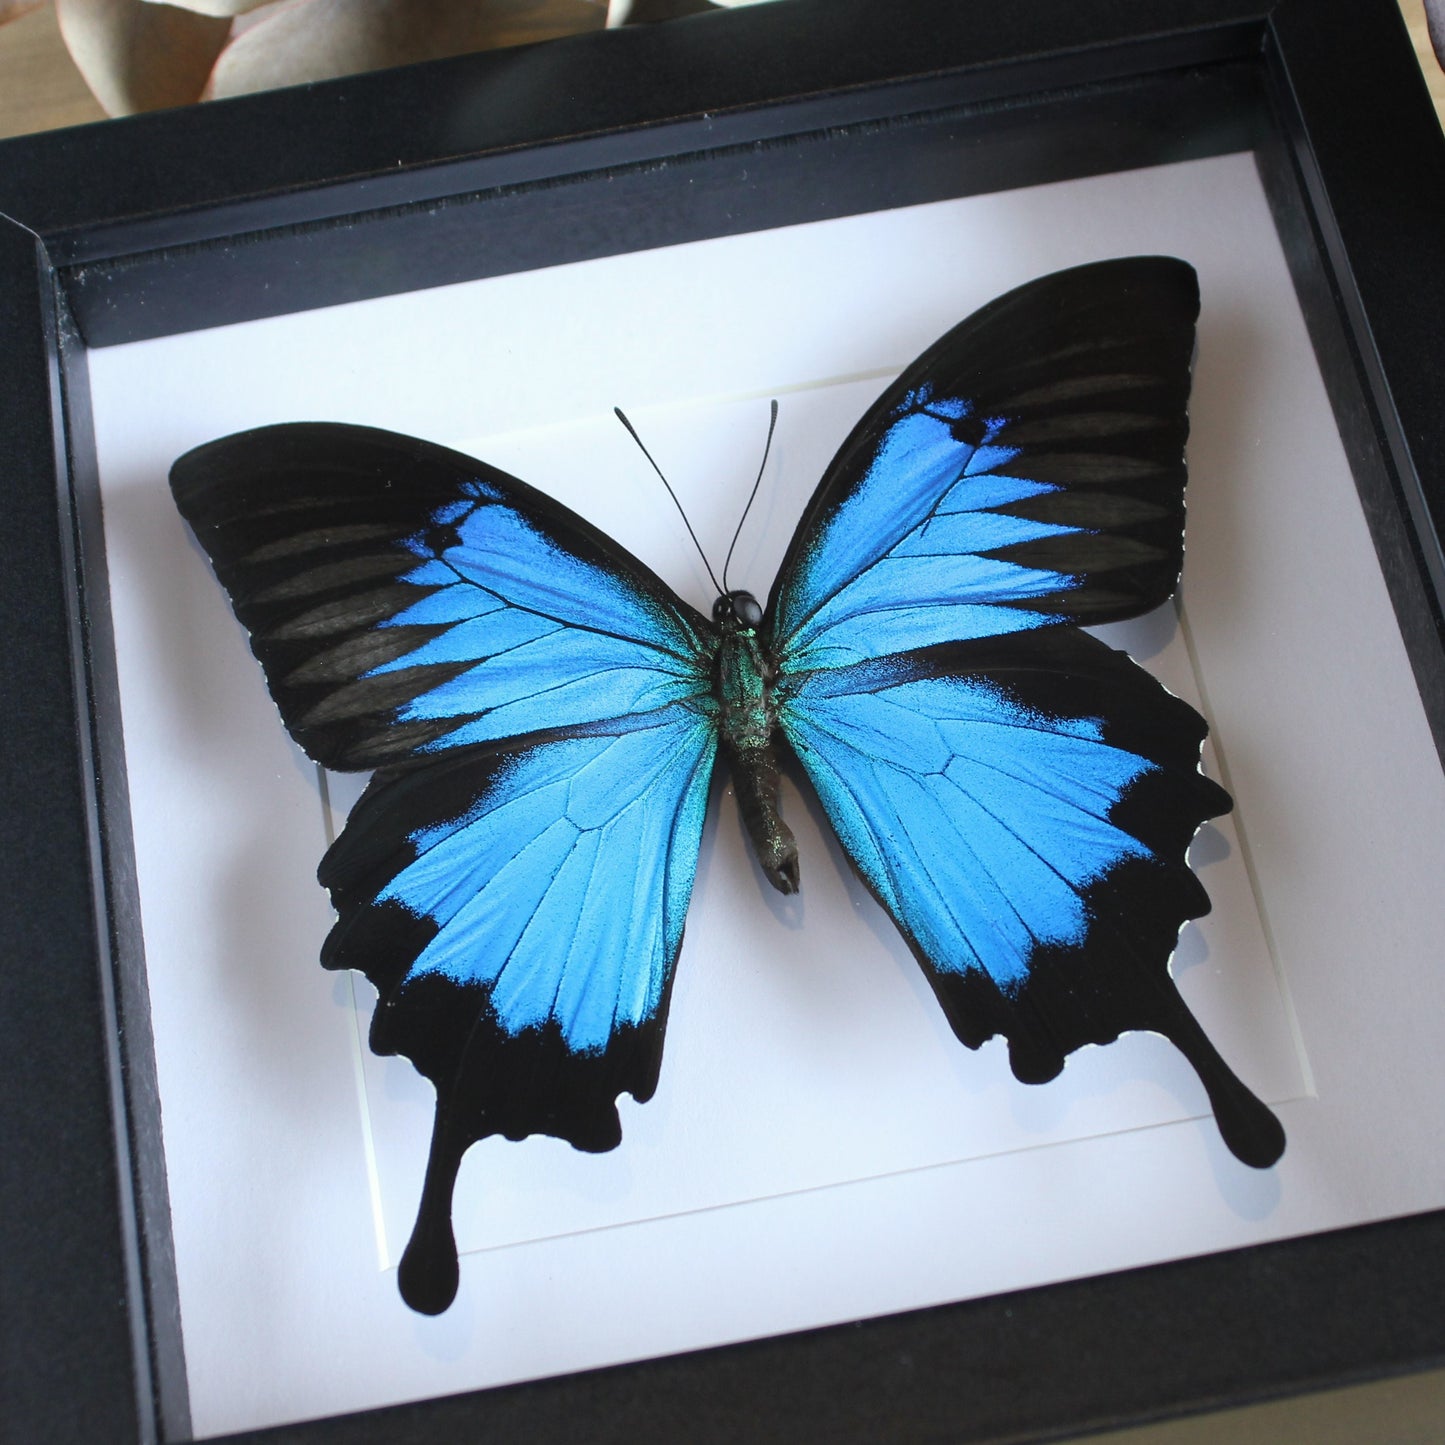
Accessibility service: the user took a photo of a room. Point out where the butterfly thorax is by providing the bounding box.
[712,590,800,895]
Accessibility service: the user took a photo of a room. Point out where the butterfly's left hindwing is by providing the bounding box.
[319,707,717,1313]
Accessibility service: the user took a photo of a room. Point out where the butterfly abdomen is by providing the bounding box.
[712,602,800,895]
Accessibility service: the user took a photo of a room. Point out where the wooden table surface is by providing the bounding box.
[2,3,1443,1442]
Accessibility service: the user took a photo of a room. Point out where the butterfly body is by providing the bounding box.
[171,257,1286,1317]
[711,595,801,893]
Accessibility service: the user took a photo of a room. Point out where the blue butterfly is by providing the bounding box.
[170,256,1285,1315]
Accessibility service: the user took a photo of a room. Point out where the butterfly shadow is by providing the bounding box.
[767,739,1266,1181]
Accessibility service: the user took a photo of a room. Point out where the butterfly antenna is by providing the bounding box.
[723,398,779,594]
[614,406,723,595]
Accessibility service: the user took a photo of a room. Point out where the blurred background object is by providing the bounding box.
[0,1,105,132]
[0,0,765,131]
[1419,0,1445,107]
[2,0,1438,139]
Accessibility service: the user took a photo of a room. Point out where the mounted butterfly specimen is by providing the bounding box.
[170,256,1285,1316]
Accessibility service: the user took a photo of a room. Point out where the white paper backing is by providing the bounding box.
[87,152,1445,1436]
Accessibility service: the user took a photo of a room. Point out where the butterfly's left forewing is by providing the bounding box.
[171,422,711,770]
[171,422,722,1312]
[769,258,1284,1167]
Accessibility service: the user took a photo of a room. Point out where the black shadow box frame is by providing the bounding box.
[2,0,1444,1440]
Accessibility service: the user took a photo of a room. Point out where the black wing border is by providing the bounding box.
[7,2,1445,1442]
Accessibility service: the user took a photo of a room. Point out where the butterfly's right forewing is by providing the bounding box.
[767,257,1200,672]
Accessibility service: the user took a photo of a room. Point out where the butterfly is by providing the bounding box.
[170,256,1286,1316]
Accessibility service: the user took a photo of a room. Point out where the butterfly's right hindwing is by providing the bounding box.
[779,629,1283,1169]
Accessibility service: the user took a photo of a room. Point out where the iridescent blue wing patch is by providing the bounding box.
[171,423,713,770]
[768,257,1200,671]
[319,704,716,1313]
[780,628,1282,1167]
[170,257,1285,1321]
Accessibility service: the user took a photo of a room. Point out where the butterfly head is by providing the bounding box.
[712,589,764,632]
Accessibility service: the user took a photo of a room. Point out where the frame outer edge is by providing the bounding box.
[3,1,1445,1439]
[0,215,155,1443]
[1265,0,1445,616]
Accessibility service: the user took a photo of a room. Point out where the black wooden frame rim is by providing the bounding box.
[0,0,1273,262]
[1,1,1444,1442]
